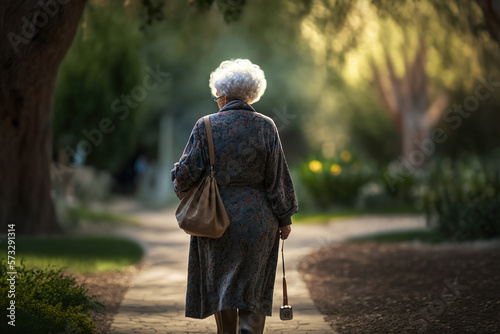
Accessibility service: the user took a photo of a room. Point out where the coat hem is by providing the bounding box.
[185,303,273,319]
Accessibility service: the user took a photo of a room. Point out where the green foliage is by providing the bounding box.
[67,208,141,226]
[425,154,500,240]
[300,0,500,165]
[292,207,423,224]
[298,151,375,206]
[297,151,425,211]
[213,0,246,23]
[347,87,400,164]
[0,262,103,334]
[379,165,418,203]
[191,0,246,23]
[436,89,500,159]
[53,7,146,173]
[1,236,144,274]
[58,204,141,231]
[140,0,166,27]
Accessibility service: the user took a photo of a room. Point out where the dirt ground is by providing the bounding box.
[70,263,143,334]
[298,242,500,334]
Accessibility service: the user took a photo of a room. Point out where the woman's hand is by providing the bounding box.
[279,225,291,240]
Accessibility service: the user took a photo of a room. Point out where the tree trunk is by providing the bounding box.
[372,42,448,168]
[0,0,87,234]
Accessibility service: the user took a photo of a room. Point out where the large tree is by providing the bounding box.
[0,0,87,234]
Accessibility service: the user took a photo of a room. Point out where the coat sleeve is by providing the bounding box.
[265,123,298,227]
[171,118,208,199]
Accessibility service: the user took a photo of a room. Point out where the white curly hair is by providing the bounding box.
[209,59,267,104]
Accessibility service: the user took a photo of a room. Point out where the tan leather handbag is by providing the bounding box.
[175,116,230,238]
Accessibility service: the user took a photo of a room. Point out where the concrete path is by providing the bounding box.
[108,206,425,334]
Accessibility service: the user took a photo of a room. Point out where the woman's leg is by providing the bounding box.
[237,309,266,334]
[214,309,238,334]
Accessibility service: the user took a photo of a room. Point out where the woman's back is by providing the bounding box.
[209,104,276,188]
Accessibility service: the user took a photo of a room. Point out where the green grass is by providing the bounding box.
[0,235,144,273]
[72,208,141,225]
[292,207,423,224]
[292,212,359,224]
[349,229,447,243]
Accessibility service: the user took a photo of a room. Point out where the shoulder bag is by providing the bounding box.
[175,116,230,238]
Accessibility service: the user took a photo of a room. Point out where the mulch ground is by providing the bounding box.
[298,242,500,334]
[69,263,143,334]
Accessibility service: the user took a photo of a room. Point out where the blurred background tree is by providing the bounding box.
[299,0,500,163]
[53,4,146,173]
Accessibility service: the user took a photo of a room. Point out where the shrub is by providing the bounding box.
[0,262,103,334]
[298,151,375,207]
[380,163,418,203]
[424,155,500,240]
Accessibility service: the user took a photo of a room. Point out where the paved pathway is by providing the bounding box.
[108,206,425,334]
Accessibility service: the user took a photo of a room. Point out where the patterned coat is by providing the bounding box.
[171,99,298,319]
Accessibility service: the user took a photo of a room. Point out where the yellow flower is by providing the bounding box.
[330,164,342,175]
[340,150,352,162]
[309,160,323,173]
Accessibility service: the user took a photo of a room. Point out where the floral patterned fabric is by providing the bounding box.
[171,99,298,319]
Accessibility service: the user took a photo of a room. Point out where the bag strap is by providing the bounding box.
[203,116,215,172]
[282,237,289,305]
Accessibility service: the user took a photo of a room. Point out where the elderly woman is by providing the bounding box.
[171,59,298,334]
